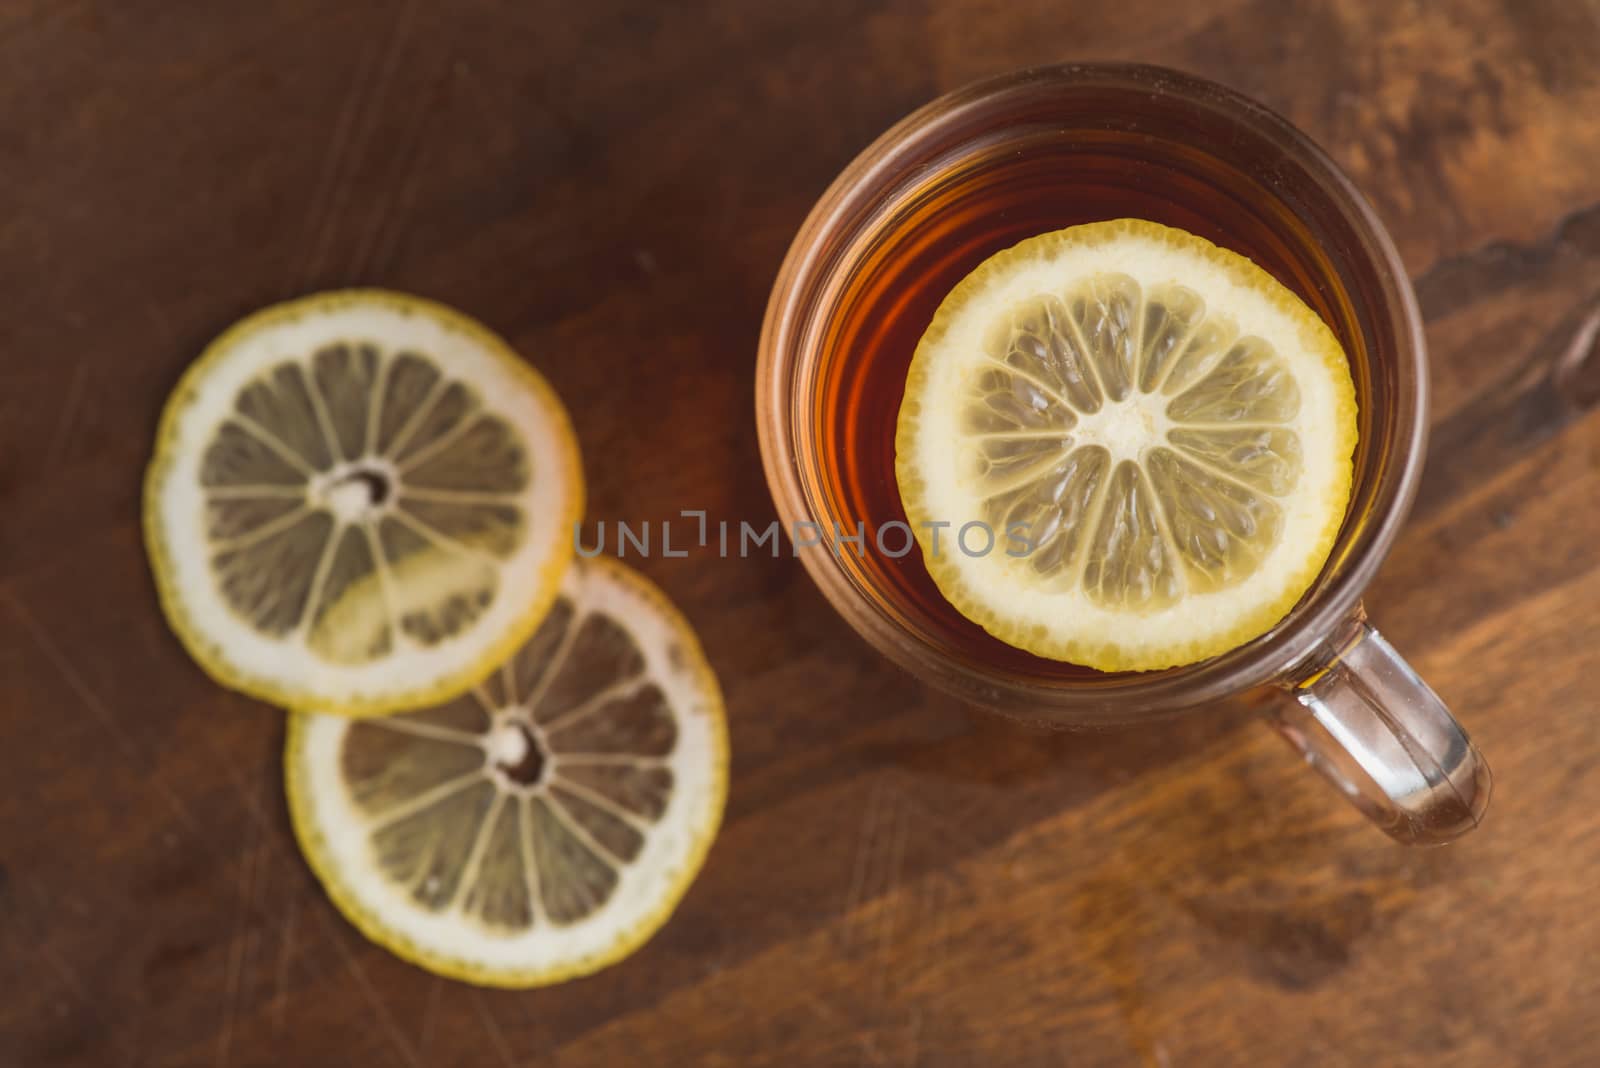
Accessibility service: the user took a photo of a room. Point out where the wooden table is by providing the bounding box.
[4,1,1598,1064]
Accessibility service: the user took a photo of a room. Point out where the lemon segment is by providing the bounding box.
[286,555,727,988]
[144,289,583,715]
[896,219,1357,671]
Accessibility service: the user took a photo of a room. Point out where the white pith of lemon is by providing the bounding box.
[286,554,727,988]
[896,219,1357,671]
[144,289,583,715]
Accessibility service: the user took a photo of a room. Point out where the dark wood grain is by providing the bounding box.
[4,1,1600,1065]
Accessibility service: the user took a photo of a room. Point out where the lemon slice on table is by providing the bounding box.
[144,290,583,716]
[896,219,1357,672]
[286,554,727,987]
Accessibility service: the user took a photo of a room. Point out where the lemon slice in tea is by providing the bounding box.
[896,219,1357,671]
[286,554,727,987]
[144,290,583,715]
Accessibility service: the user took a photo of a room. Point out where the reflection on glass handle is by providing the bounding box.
[1272,609,1491,844]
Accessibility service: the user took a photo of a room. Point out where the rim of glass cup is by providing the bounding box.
[755,62,1428,724]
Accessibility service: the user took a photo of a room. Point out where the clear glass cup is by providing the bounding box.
[755,63,1490,844]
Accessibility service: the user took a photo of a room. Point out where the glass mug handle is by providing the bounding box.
[1270,607,1492,844]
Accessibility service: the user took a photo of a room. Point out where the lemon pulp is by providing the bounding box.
[144,289,583,714]
[896,219,1357,671]
[287,555,727,987]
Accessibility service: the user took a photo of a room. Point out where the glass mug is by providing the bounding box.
[755,63,1491,844]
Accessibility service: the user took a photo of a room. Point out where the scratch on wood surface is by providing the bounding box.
[216,829,269,1067]
[842,780,891,921]
[364,139,428,276]
[215,915,245,1067]
[920,876,954,967]
[197,719,422,1068]
[0,880,90,1055]
[319,909,422,1063]
[202,716,285,1044]
[473,991,518,1068]
[217,833,270,1066]
[896,875,954,1066]
[417,977,443,1060]
[350,41,445,278]
[856,1032,889,1068]
[45,359,88,466]
[6,591,136,755]
[902,1009,923,1068]
[835,778,936,1065]
[4,589,201,835]
[867,789,911,999]
[801,992,845,1026]
[293,40,378,295]
[27,903,139,1066]
[299,0,422,290]
[801,996,888,1068]
[332,935,423,1068]
[241,764,279,997]
[35,938,92,1014]
[272,898,299,1033]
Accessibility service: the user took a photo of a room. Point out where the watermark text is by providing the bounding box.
[575,511,1035,560]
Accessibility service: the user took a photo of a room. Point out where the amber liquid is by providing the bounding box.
[803,86,1386,682]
